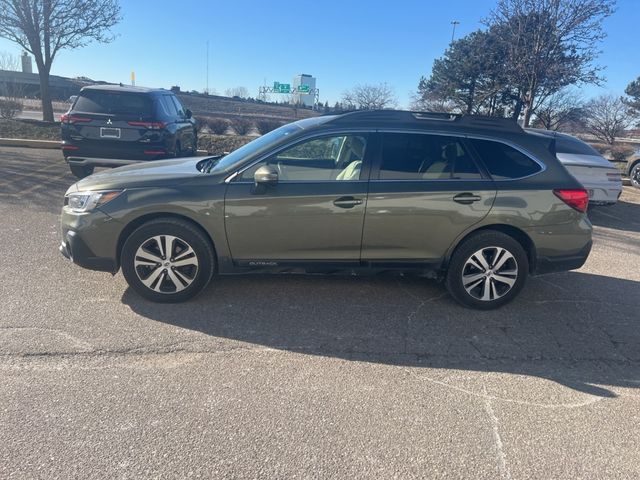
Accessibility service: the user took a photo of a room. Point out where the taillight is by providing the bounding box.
[60,113,91,124]
[553,189,589,213]
[127,121,166,130]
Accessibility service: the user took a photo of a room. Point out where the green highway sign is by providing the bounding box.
[273,82,291,94]
[272,82,312,94]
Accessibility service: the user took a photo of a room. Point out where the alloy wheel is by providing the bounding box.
[461,246,519,302]
[134,235,199,293]
[631,164,640,189]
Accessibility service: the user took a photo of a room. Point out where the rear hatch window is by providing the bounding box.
[555,135,601,156]
[74,90,154,118]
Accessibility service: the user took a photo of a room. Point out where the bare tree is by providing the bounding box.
[532,89,584,131]
[224,86,249,99]
[486,0,615,127]
[0,50,19,70]
[0,0,121,121]
[341,83,397,110]
[583,95,634,145]
[409,90,459,113]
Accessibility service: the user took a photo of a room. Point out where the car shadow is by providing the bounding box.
[589,197,640,234]
[122,271,640,399]
[0,146,75,213]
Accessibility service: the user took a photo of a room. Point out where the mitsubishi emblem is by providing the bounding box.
[107,118,112,125]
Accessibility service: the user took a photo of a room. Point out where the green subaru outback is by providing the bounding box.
[60,111,592,309]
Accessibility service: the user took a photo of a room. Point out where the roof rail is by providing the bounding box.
[327,110,523,133]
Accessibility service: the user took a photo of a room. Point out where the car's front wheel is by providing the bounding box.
[446,231,528,310]
[121,218,215,303]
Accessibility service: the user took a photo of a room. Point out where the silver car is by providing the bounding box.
[528,129,622,205]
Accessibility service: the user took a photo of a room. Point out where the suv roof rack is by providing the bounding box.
[327,110,523,133]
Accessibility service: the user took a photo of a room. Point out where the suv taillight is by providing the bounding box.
[127,121,166,130]
[553,189,589,213]
[60,113,91,124]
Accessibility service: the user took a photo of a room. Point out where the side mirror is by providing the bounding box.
[254,165,278,186]
[185,108,192,118]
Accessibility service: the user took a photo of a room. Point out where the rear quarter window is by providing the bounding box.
[73,91,154,116]
[470,139,542,180]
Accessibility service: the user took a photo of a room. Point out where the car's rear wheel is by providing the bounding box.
[446,231,528,310]
[69,164,94,179]
[630,161,640,189]
[121,218,215,303]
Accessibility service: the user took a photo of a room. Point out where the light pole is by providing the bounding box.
[450,20,460,44]
[206,40,209,95]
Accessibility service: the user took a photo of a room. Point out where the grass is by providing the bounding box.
[0,119,60,141]
[197,134,252,154]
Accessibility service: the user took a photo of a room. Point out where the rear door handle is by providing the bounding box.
[453,193,482,205]
[333,196,363,209]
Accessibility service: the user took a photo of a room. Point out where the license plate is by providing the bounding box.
[100,127,121,138]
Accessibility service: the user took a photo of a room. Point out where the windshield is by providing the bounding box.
[210,123,302,173]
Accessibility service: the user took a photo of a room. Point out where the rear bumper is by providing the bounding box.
[533,240,592,275]
[61,139,170,164]
[586,184,622,205]
[66,156,142,168]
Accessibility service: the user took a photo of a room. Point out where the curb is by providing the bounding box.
[0,138,60,149]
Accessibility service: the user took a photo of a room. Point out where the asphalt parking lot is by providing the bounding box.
[0,145,639,479]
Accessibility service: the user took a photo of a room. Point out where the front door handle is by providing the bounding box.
[333,196,363,209]
[453,193,482,205]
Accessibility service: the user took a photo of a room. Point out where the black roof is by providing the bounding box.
[80,84,166,94]
[325,110,524,134]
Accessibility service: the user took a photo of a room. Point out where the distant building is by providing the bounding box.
[21,52,32,74]
[292,73,316,107]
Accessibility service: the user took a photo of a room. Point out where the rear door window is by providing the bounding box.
[73,91,153,117]
[379,133,483,180]
[470,139,542,180]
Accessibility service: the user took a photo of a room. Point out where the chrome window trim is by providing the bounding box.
[224,128,376,184]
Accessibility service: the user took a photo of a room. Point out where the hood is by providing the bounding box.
[556,152,617,169]
[71,157,205,192]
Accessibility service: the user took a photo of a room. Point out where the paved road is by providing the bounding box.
[1,145,639,479]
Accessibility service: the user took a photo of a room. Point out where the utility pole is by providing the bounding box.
[450,20,460,44]
[206,40,209,95]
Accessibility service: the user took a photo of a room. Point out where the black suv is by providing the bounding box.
[61,85,197,178]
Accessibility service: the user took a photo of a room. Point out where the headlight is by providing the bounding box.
[66,190,124,213]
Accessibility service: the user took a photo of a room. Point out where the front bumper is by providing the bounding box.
[59,230,117,272]
[59,207,122,273]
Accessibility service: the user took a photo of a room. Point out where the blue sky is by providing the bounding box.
[1,0,638,107]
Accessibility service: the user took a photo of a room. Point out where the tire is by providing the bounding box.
[445,231,528,310]
[69,164,94,179]
[630,161,640,189]
[121,218,215,303]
